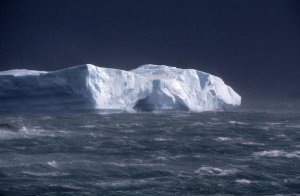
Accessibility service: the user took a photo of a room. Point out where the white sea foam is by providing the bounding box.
[47,161,59,168]
[154,137,173,141]
[285,151,300,158]
[236,179,252,184]
[265,122,283,126]
[286,124,300,129]
[253,150,300,158]
[0,126,48,140]
[80,125,96,128]
[0,130,18,140]
[95,178,155,189]
[276,134,287,138]
[41,116,53,120]
[215,137,232,141]
[155,156,168,161]
[22,171,69,177]
[229,121,248,125]
[195,166,238,176]
[257,126,270,131]
[106,161,165,168]
[83,146,97,151]
[254,150,286,157]
[191,122,204,126]
[120,129,136,133]
[240,141,265,146]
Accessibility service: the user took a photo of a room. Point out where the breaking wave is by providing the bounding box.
[195,166,238,176]
[1,106,300,195]
[253,150,300,158]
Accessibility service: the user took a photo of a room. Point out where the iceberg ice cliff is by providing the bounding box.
[0,64,241,112]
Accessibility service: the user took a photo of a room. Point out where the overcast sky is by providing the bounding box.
[0,0,299,101]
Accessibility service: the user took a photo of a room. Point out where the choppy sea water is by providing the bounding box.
[0,106,300,195]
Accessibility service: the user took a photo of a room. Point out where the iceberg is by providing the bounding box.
[0,64,241,112]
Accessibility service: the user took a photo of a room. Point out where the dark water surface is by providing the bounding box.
[0,106,300,195]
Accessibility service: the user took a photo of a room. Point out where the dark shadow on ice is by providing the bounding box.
[133,97,189,112]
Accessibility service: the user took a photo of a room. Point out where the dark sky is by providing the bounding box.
[0,0,299,102]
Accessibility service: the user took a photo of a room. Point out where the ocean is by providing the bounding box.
[0,104,300,195]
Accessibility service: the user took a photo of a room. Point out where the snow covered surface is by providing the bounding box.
[0,69,47,76]
[0,64,241,112]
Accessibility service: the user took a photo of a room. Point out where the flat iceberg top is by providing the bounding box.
[132,64,186,80]
[0,64,241,112]
[0,69,47,76]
